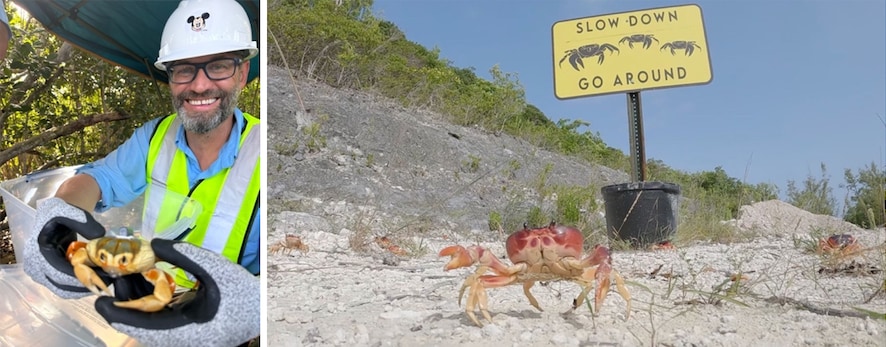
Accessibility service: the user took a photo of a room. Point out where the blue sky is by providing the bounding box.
[372,0,886,210]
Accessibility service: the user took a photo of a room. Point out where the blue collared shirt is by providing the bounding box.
[2,10,11,40]
[78,109,260,274]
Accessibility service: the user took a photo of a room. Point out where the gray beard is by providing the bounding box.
[174,87,241,134]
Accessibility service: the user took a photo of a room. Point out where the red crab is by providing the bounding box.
[649,240,676,251]
[439,222,631,327]
[817,234,861,258]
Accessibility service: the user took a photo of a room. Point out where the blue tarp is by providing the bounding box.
[12,0,260,84]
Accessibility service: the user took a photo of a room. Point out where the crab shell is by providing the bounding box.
[817,234,862,259]
[81,237,156,276]
[439,222,630,327]
[506,223,584,263]
[821,234,856,249]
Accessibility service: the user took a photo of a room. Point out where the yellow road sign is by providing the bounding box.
[552,4,712,99]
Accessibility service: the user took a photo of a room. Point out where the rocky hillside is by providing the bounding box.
[267,65,629,244]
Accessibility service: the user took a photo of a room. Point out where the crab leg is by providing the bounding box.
[522,281,542,311]
[594,264,612,313]
[575,244,611,310]
[459,273,523,327]
[572,245,632,319]
[112,268,175,312]
[612,270,631,319]
[461,274,492,326]
[449,258,526,327]
[574,266,596,312]
[573,265,631,320]
[442,244,536,326]
[456,265,489,306]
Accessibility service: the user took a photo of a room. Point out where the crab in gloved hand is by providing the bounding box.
[439,222,631,327]
[66,237,175,312]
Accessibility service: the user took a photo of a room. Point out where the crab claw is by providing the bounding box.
[67,242,113,297]
[584,244,611,267]
[439,245,477,271]
[575,245,631,320]
[73,262,112,296]
[592,262,628,316]
[112,268,175,312]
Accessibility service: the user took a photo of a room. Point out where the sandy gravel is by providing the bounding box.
[267,201,886,347]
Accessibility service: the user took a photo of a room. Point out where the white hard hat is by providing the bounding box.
[155,0,258,71]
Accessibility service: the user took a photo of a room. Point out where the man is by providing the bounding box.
[1,7,10,61]
[23,0,260,346]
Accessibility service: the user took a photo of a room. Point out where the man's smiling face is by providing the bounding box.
[169,53,249,134]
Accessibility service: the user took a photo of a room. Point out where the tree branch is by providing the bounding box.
[0,111,131,167]
[0,64,67,130]
[765,296,871,319]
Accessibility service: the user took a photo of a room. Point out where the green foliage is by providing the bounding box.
[497,184,597,236]
[786,163,837,216]
[533,163,553,196]
[270,0,388,89]
[748,182,780,203]
[554,185,597,226]
[525,206,547,229]
[2,10,159,177]
[652,163,755,221]
[843,162,885,228]
[462,155,481,173]
[487,211,502,232]
[302,115,328,153]
[1,5,260,181]
[675,198,753,244]
[494,177,598,236]
[273,141,300,156]
[454,64,526,133]
[502,159,521,180]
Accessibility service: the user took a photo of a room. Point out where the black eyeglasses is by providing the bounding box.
[166,57,242,84]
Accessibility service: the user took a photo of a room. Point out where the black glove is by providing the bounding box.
[23,197,111,298]
[95,239,260,347]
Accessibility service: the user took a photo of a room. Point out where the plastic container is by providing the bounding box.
[0,166,200,262]
[0,264,141,346]
[0,165,202,346]
[601,181,681,247]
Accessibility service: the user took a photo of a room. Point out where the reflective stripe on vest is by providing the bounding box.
[145,113,260,286]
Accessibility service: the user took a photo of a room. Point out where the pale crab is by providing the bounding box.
[439,222,631,327]
[269,234,310,256]
[816,234,862,259]
[66,237,175,312]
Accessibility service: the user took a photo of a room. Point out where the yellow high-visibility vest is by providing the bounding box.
[144,113,260,288]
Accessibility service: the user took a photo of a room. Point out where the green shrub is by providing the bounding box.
[488,211,503,232]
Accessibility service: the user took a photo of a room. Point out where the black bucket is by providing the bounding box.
[601,181,681,247]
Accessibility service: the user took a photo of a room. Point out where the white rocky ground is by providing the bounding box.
[267,200,886,347]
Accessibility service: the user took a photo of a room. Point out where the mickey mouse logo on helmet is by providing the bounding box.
[155,0,258,71]
[188,12,210,32]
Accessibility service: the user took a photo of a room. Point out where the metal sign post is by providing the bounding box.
[627,92,646,182]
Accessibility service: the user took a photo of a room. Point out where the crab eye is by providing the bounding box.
[99,253,106,262]
[119,255,128,265]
